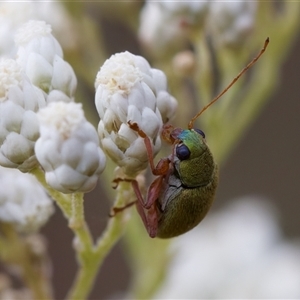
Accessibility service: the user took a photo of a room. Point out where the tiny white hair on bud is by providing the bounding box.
[37,101,84,139]
[0,58,23,101]
[14,20,52,46]
[95,51,143,95]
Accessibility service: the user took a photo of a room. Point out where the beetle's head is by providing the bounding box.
[173,128,207,161]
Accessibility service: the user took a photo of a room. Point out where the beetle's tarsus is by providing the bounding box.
[112,177,134,189]
[109,200,137,217]
[127,121,147,138]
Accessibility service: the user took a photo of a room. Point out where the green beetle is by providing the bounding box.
[114,38,269,238]
[127,123,218,238]
[153,128,219,238]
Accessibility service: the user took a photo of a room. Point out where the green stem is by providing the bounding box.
[69,193,94,249]
[30,168,95,299]
[93,182,134,262]
[66,181,133,300]
[193,32,213,107]
[30,167,72,218]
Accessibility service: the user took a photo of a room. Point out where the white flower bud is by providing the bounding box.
[150,69,177,124]
[0,58,46,171]
[35,102,106,193]
[0,2,77,57]
[0,166,54,233]
[158,1,210,24]
[139,1,209,57]
[95,51,177,178]
[208,1,257,47]
[172,50,197,77]
[15,20,77,103]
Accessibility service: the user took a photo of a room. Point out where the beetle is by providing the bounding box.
[113,38,269,238]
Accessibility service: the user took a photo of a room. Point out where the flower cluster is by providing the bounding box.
[0,19,107,235]
[0,20,78,172]
[0,1,76,57]
[35,102,106,193]
[0,58,45,171]
[95,51,177,177]
[15,20,77,103]
[0,166,54,232]
[139,1,257,56]
[208,1,257,47]
[139,1,209,57]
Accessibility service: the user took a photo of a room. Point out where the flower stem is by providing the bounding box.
[69,193,94,248]
[66,181,132,300]
[30,167,72,218]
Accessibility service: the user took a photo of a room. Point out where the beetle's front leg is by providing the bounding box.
[131,178,165,238]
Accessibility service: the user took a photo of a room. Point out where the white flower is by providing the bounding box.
[149,68,178,124]
[207,1,257,47]
[15,20,77,103]
[172,50,196,77]
[0,1,77,57]
[35,102,106,193]
[0,166,54,233]
[139,1,209,57]
[158,1,209,22]
[95,51,177,177]
[154,197,300,298]
[0,58,46,171]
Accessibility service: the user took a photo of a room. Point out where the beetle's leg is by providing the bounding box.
[144,176,165,208]
[109,200,137,217]
[161,124,175,144]
[112,175,167,238]
[136,200,158,238]
[112,176,161,211]
[111,176,161,237]
[109,177,137,217]
[128,121,170,176]
[131,179,159,238]
[112,177,132,189]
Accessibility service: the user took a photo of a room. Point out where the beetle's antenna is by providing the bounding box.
[188,37,270,130]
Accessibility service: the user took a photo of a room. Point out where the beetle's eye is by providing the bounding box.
[176,143,190,160]
[195,129,205,138]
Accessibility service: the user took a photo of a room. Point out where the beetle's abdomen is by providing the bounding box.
[156,164,218,238]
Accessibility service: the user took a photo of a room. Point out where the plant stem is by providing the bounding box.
[69,193,94,249]
[66,181,132,300]
[30,167,72,218]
